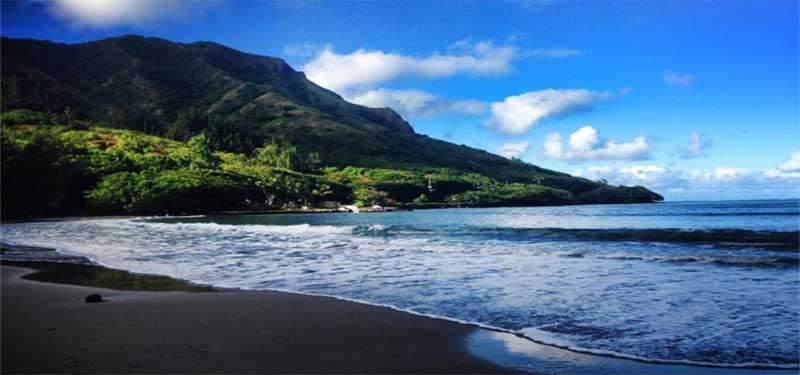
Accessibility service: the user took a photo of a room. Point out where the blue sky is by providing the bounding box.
[2,0,798,200]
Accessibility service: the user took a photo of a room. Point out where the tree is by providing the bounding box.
[164,109,207,141]
[1,109,50,125]
[85,172,140,211]
[412,194,429,205]
[254,142,296,170]
[354,187,394,206]
[303,152,322,172]
[1,126,86,217]
[186,133,220,169]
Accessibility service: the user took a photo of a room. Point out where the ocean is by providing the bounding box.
[2,199,798,368]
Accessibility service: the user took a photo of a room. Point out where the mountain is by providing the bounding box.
[0,35,662,205]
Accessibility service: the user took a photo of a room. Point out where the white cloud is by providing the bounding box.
[45,0,207,28]
[679,132,711,159]
[496,141,531,159]
[485,89,612,134]
[524,48,582,58]
[688,167,748,182]
[347,89,486,119]
[777,151,800,172]
[763,169,800,179]
[542,126,649,161]
[302,40,515,93]
[685,167,800,198]
[296,39,582,121]
[663,70,694,87]
[446,38,581,58]
[574,164,800,200]
[283,42,326,59]
[574,164,680,188]
[619,165,670,182]
[299,38,581,96]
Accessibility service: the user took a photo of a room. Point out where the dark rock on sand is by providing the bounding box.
[85,294,103,303]
[2,265,508,373]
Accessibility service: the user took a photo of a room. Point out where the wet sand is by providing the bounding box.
[5,262,795,374]
[1,265,511,373]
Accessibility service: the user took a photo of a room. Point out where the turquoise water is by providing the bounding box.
[2,200,798,368]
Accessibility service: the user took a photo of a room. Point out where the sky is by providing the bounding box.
[2,0,798,200]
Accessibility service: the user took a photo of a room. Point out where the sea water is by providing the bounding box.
[2,200,798,368]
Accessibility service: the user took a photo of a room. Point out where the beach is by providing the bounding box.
[2,201,798,373]
[4,263,795,375]
[2,2,798,373]
[1,264,509,373]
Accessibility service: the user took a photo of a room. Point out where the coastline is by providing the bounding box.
[2,259,797,374]
[1,263,512,373]
[7,197,800,224]
[2,203,798,373]
[0,199,670,223]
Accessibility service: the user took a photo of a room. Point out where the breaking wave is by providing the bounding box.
[2,200,798,368]
[470,227,800,250]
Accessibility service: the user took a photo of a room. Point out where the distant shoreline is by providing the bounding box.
[1,200,667,223]
[5,198,799,223]
[9,197,798,224]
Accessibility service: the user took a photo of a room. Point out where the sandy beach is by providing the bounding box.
[1,264,510,373]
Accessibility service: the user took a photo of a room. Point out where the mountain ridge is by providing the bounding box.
[0,35,662,203]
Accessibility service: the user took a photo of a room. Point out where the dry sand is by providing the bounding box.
[1,265,512,373]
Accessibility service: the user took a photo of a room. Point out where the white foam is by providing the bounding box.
[1,211,798,369]
[127,221,355,236]
[518,327,800,370]
[366,224,390,232]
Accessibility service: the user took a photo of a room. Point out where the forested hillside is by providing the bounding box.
[0,36,662,218]
[1,110,661,218]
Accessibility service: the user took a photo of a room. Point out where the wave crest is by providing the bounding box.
[134,221,355,236]
[474,227,800,251]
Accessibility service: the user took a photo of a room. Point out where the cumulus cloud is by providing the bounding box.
[777,151,800,172]
[663,70,694,87]
[295,39,583,121]
[574,165,678,189]
[300,38,581,96]
[763,168,800,179]
[44,0,210,28]
[542,126,649,161]
[347,88,487,119]
[484,89,612,134]
[688,167,748,182]
[619,165,670,182]
[302,40,515,93]
[573,164,800,200]
[496,141,531,159]
[679,132,711,159]
[682,166,799,198]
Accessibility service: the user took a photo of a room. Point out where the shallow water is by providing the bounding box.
[467,330,799,374]
[2,200,799,368]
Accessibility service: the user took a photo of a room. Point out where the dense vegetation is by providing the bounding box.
[0,36,662,219]
[1,110,662,219]
[0,35,599,182]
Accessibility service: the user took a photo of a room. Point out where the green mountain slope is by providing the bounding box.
[0,35,663,214]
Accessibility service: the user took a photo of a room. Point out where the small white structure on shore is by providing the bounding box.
[342,205,360,213]
[371,205,384,212]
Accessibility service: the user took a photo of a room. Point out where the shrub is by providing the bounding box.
[1,109,50,126]
[412,194,429,205]
[450,183,575,207]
